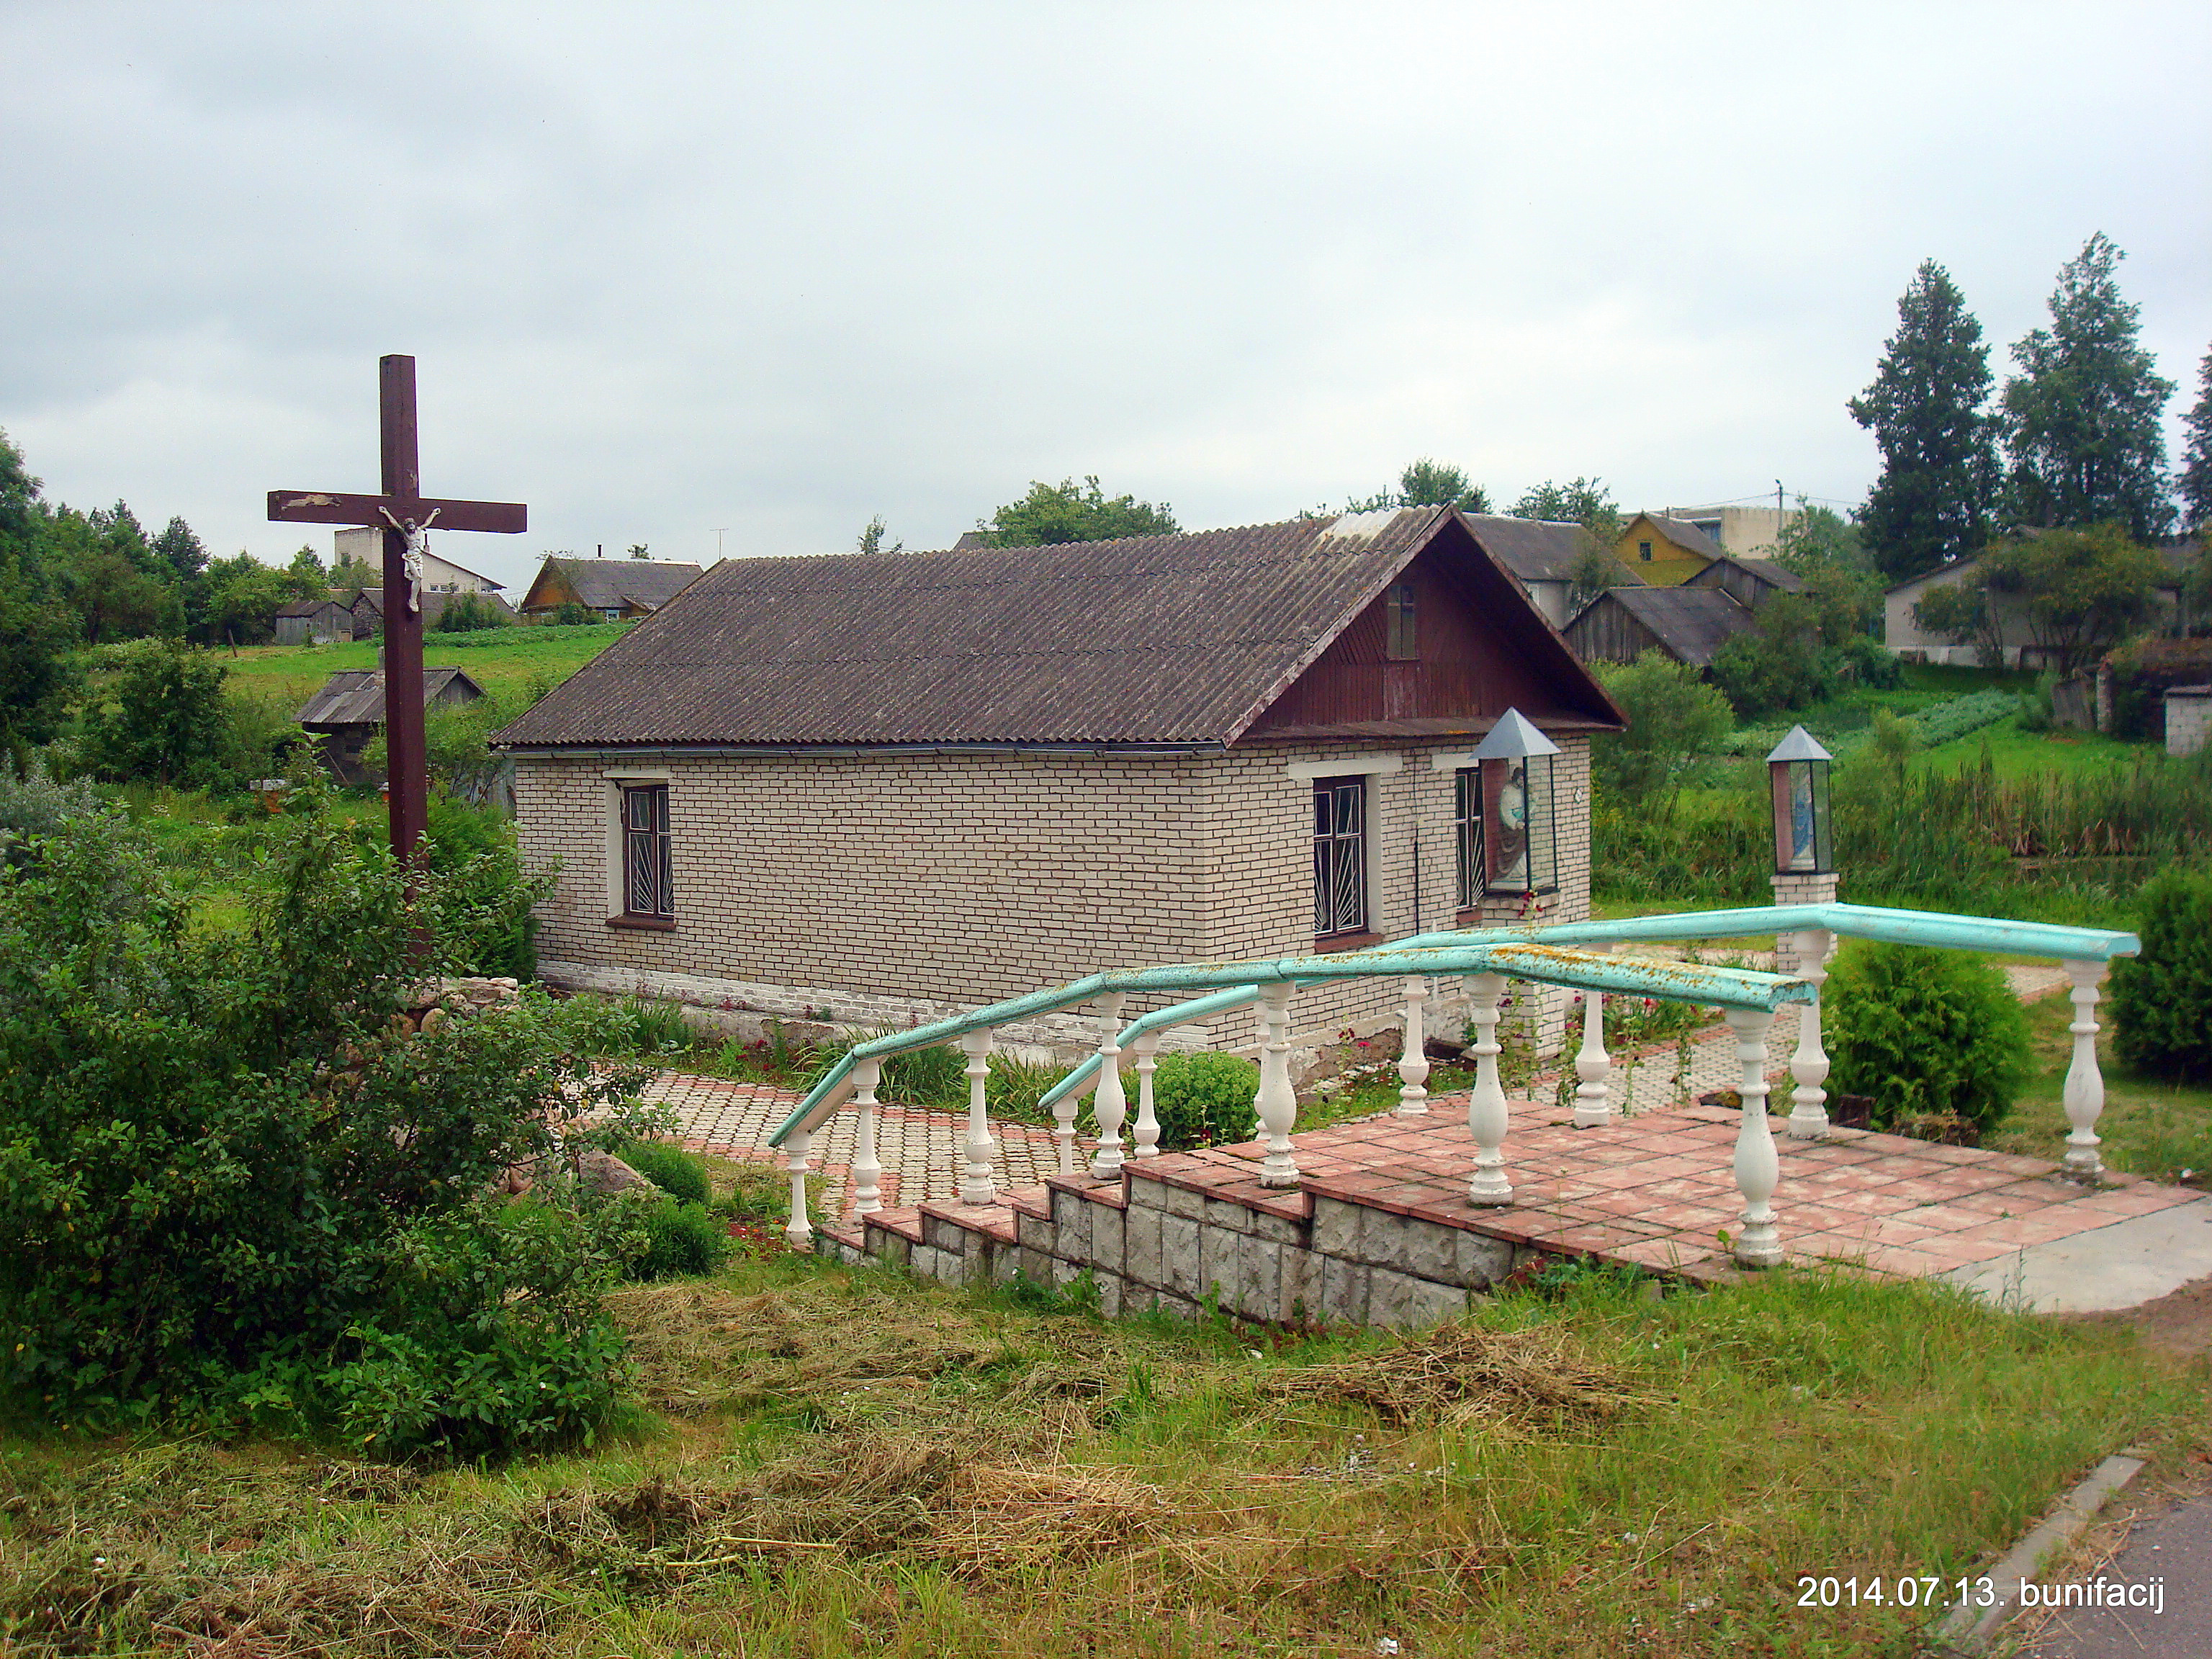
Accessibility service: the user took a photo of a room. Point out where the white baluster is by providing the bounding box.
[959,1028,998,1206]
[1786,928,1831,1139]
[1051,1071,1083,1180]
[1130,1031,1162,1157]
[1465,972,1513,1205]
[1395,976,1432,1115]
[783,1127,814,1249]
[850,1056,884,1216]
[1254,983,1301,1188]
[1725,1008,1782,1267]
[1089,993,1130,1181]
[1572,953,1612,1128]
[2060,959,2108,1181]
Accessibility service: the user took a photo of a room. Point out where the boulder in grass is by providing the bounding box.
[575,1148,655,1198]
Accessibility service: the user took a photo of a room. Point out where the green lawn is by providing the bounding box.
[1,1246,2200,1658]
[1912,711,2157,781]
[1984,987,2212,1184]
[210,620,634,709]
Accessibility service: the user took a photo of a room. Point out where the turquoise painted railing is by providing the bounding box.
[767,899,2139,1272]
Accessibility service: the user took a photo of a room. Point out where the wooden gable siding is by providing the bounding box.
[1249,549,1568,731]
[520,565,580,613]
[1563,595,1664,665]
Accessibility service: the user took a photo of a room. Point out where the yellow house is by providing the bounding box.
[1612,513,1724,587]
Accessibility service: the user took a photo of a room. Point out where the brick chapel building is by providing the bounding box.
[491,506,1623,1053]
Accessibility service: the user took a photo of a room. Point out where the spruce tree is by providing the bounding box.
[2177,344,2212,534]
[1848,260,1999,582]
[1999,233,2175,541]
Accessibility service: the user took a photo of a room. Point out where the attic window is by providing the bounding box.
[1638,541,1653,562]
[1385,583,1417,660]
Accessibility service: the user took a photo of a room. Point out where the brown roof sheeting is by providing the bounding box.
[1461,514,1604,583]
[1573,586,1756,667]
[493,507,1621,749]
[531,557,703,612]
[297,667,486,729]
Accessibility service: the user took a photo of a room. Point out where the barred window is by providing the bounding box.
[1312,776,1367,938]
[1453,767,1483,910]
[621,784,673,918]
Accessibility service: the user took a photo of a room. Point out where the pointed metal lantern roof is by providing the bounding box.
[1765,724,1833,764]
[1470,706,1562,761]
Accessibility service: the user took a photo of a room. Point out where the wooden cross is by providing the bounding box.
[268,355,526,863]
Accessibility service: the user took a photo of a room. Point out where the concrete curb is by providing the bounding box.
[1928,1448,2150,1653]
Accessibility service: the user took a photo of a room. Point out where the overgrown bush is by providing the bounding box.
[2110,866,2212,1082]
[1822,943,2031,1133]
[434,591,511,631]
[1147,1052,1259,1150]
[521,988,693,1058]
[1588,652,1732,805]
[0,757,101,868]
[73,638,287,789]
[0,808,663,1454]
[604,1190,729,1281]
[616,1139,712,1207]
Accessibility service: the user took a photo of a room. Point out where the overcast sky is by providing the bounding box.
[3,1,2208,593]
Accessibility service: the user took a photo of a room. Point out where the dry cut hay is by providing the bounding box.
[1258,1321,1652,1432]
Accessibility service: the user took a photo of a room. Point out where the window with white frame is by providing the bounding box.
[1311,775,1367,938]
[620,783,673,918]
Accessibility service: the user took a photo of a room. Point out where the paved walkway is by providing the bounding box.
[645,961,2086,1239]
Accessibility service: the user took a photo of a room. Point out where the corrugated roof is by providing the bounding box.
[1686,554,1806,594]
[297,667,487,729]
[1461,514,1604,583]
[493,507,1617,750]
[1572,586,1756,667]
[530,557,703,611]
[276,598,347,619]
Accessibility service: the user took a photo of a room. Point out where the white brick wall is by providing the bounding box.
[513,736,1592,1053]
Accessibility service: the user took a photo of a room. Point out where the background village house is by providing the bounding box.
[518,554,703,621]
[272,595,354,645]
[331,526,508,598]
[297,665,487,786]
[1563,585,1758,669]
[492,507,1625,1064]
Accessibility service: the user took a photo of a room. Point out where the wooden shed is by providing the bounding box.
[1563,585,1757,668]
[297,666,487,785]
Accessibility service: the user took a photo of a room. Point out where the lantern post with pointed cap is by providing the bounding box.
[1766,723,1835,980]
[1467,707,1568,1054]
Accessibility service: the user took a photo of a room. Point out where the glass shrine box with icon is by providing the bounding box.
[1470,707,1561,897]
[1766,724,1834,875]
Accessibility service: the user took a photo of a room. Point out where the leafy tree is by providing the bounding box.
[1588,652,1732,806]
[2177,344,2212,534]
[0,806,648,1449]
[194,552,318,647]
[980,476,1179,547]
[1848,260,2000,580]
[1565,537,1642,610]
[1912,524,2161,675]
[0,431,79,756]
[434,590,509,631]
[1346,458,1487,515]
[856,514,903,555]
[1773,502,1872,574]
[1709,594,1846,716]
[287,543,326,586]
[50,511,174,643]
[151,515,209,585]
[78,636,242,787]
[1509,476,1621,539]
[626,542,649,559]
[2000,233,2175,540]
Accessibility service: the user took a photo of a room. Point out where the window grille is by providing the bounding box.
[1452,767,1484,909]
[622,784,673,917]
[1312,777,1367,937]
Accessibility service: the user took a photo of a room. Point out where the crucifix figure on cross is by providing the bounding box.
[269,355,526,864]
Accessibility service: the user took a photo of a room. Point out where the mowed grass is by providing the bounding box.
[210,621,634,707]
[1984,985,2212,1184]
[2,1251,2201,1659]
